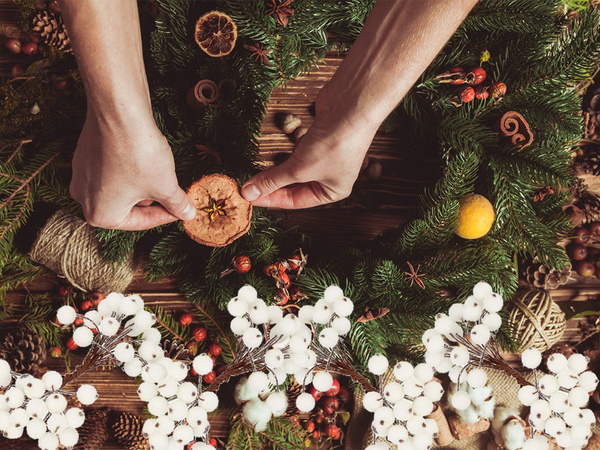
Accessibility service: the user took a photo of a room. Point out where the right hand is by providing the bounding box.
[69,109,196,230]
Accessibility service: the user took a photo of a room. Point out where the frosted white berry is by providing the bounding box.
[558,368,579,389]
[568,386,589,408]
[472,281,493,299]
[114,342,135,363]
[46,413,67,433]
[393,399,413,421]
[422,329,445,352]
[237,285,258,303]
[549,391,569,413]
[518,385,539,406]
[148,433,169,450]
[133,310,156,332]
[230,317,251,336]
[120,295,144,316]
[138,382,158,402]
[22,377,45,399]
[192,354,214,376]
[333,297,354,317]
[142,363,167,384]
[242,327,263,349]
[466,368,487,388]
[65,407,85,428]
[38,432,59,450]
[386,424,409,445]
[248,371,269,393]
[451,390,471,410]
[168,361,189,382]
[45,392,67,413]
[482,293,503,313]
[77,384,98,405]
[123,358,143,377]
[412,396,434,416]
[448,365,464,384]
[423,380,444,402]
[450,347,470,367]
[546,353,567,374]
[26,417,47,439]
[298,305,314,324]
[296,392,315,412]
[578,371,599,392]
[138,342,163,364]
[482,312,502,332]
[564,406,585,426]
[267,305,283,323]
[148,395,169,416]
[363,391,384,412]
[59,427,79,447]
[373,406,395,429]
[530,399,551,421]
[176,382,197,404]
[248,299,268,324]
[434,355,453,374]
[470,324,491,345]
[403,377,424,398]
[266,392,287,416]
[73,326,94,347]
[521,348,542,369]
[99,317,120,336]
[318,328,339,349]
[168,399,189,421]
[393,361,414,382]
[368,354,389,376]
[197,391,219,412]
[227,296,248,317]
[312,299,333,325]
[414,363,434,383]
[26,398,48,419]
[172,424,194,445]
[448,303,464,322]
[323,285,344,304]
[406,415,427,435]
[313,371,334,392]
[538,374,559,396]
[383,382,404,404]
[10,408,29,428]
[544,416,566,438]
[141,327,162,345]
[187,406,208,428]
[264,349,284,369]
[463,296,483,322]
[568,353,589,374]
[56,305,77,325]
[521,435,549,450]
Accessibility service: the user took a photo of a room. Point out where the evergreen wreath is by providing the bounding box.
[1,0,600,406]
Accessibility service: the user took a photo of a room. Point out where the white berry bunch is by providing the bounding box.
[0,358,95,449]
[364,355,443,449]
[227,284,354,417]
[518,348,597,449]
[233,376,288,431]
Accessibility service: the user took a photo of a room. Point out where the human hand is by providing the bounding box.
[241,90,379,209]
[69,110,196,230]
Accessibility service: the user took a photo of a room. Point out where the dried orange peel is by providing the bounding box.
[194,11,237,57]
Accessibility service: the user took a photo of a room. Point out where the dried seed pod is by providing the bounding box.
[281,113,302,134]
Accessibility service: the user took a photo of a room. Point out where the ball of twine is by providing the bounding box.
[29,210,136,293]
[507,288,566,353]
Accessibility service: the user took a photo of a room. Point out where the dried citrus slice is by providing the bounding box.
[194,11,237,57]
[183,174,252,247]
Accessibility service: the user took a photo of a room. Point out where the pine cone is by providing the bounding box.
[285,379,304,417]
[111,411,150,450]
[0,327,46,374]
[160,338,191,362]
[77,409,110,450]
[31,10,71,52]
[521,259,571,290]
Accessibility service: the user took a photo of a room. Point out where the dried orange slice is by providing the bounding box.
[183,174,252,247]
[194,11,237,57]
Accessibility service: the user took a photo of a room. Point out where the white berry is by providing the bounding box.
[521,348,542,369]
[450,390,471,410]
[568,353,589,374]
[466,368,487,388]
[192,354,213,376]
[312,371,333,392]
[242,327,263,349]
[56,305,77,325]
[472,281,493,299]
[368,354,389,376]
[363,391,384,412]
[76,384,98,405]
[295,392,315,412]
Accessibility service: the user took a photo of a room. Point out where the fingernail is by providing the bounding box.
[181,203,196,221]
[242,184,261,202]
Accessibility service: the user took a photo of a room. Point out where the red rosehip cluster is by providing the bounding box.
[263,249,308,306]
[299,378,352,445]
[435,66,507,106]
[567,222,600,278]
[179,312,225,382]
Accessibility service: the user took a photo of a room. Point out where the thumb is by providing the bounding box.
[158,187,197,221]
[242,161,300,202]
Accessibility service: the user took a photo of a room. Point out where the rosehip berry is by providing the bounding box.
[91,293,103,305]
[325,378,340,397]
[306,421,315,433]
[474,85,489,100]
[203,370,216,384]
[192,326,207,341]
[309,386,322,402]
[66,337,78,351]
[209,439,217,447]
[59,286,72,297]
[326,424,339,438]
[490,81,507,99]
[232,255,251,274]
[459,86,475,103]
[74,317,84,327]
[80,300,93,312]
[49,347,62,358]
[322,396,339,415]
[4,38,21,54]
[467,67,486,86]
[279,272,290,286]
[263,264,278,276]
[179,313,193,327]
[209,344,222,356]
[186,341,199,356]
[21,41,38,56]
[275,288,289,306]
[312,431,321,439]
[287,253,301,271]
[448,67,465,85]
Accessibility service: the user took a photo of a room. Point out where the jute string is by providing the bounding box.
[29,210,136,293]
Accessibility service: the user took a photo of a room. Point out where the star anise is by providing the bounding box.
[265,0,294,27]
[195,144,222,166]
[243,41,272,66]
[405,261,426,289]
[202,198,227,222]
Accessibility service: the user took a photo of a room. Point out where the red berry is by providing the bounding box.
[306,420,315,433]
[467,67,487,86]
[490,81,507,99]
[312,431,321,439]
[209,439,217,447]
[74,317,84,327]
[321,396,339,415]
[263,263,278,276]
[287,253,301,271]
[59,286,72,297]
[80,300,93,312]
[275,288,289,306]
[309,386,322,402]
[338,385,351,404]
[49,346,62,358]
[577,260,596,277]
[448,67,465,85]
[589,221,600,238]
[459,86,475,103]
[5,38,21,54]
[179,313,193,327]
[51,77,70,91]
[314,411,324,424]
[192,326,207,342]
[91,293,104,305]
[279,272,290,286]
[474,85,489,100]
[325,378,340,397]
[190,367,198,376]
[186,341,199,356]
[572,227,590,244]
[21,41,38,56]
[209,344,222,356]
[569,244,588,261]
[203,371,216,384]
[66,337,78,351]
[232,255,251,274]
[210,355,217,365]
[326,424,339,438]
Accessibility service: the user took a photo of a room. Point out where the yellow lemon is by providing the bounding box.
[455,194,495,239]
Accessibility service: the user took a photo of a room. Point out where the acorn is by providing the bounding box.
[280,113,302,134]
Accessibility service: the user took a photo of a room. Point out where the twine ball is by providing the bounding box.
[507,289,566,353]
[29,210,136,293]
